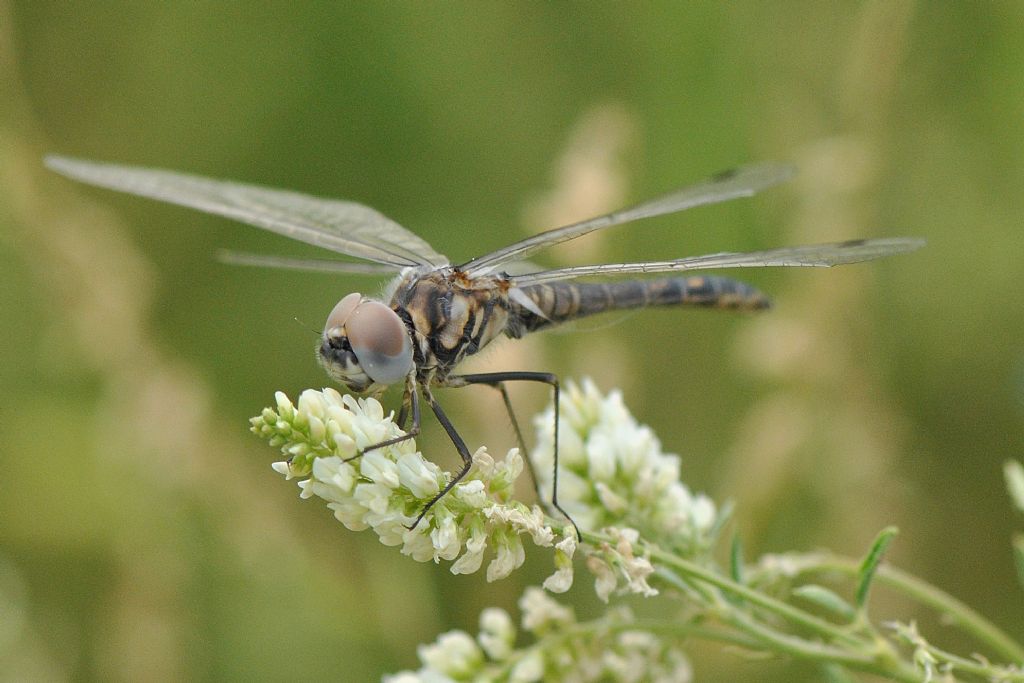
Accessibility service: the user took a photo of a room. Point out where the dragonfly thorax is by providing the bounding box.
[390,269,513,383]
[318,292,414,393]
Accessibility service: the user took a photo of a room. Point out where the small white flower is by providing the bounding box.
[381,672,422,683]
[509,650,544,682]
[451,520,488,575]
[353,481,392,516]
[255,388,569,586]
[360,449,401,489]
[327,498,369,532]
[311,455,357,496]
[542,566,574,594]
[594,481,629,514]
[274,391,295,419]
[588,555,618,603]
[586,528,659,600]
[484,504,554,547]
[418,630,483,678]
[389,586,694,683]
[452,479,487,508]
[542,533,577,593]
[370,515,409,546]
[430,513,462,562]
[297,388,327,418]
[532,378,720,554]
[477,607,514,661]
[396,452,442,499]
[487,530,526,582]
[519,586,573,633]
[400,527,437,561]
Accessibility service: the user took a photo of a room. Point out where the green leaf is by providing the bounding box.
[730,534,744,584]
[856,526,898,609]
[793,584,856,621]
[821,663,858,683]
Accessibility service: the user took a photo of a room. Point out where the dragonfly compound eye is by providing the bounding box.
[324,292,362,335]
[345,300,414,385]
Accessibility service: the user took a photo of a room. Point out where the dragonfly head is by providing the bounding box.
[318,292,414,393]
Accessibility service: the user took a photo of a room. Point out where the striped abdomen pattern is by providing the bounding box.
[507,275,770,337]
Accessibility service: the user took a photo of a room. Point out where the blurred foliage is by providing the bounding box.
[1,2,1022,681]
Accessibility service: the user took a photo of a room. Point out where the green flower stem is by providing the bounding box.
[722,608,919,683]
[799,554,1024,664]
[558,575,919,682]
[576,614,919,683]
[581,529,927,682]
[906,641,1024,682]
[629,620,765,651]
[652,561,919,681]
[641,544,864,648]
[654,559,919,682]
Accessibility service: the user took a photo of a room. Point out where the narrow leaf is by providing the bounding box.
[730,535,744,584]
[856,526,898,609]
[821,663,858,683]
[793,584,856,621]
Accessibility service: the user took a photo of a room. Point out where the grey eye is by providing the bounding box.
[324,292,362,336]
[346,301,413,385]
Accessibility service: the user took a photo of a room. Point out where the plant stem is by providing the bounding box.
[802,554,1024,663]
[644,546,863,647]
[581,529,1024,681]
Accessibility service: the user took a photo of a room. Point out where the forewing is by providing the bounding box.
[461,161,796,274]
[512,237,926,285]
[45,155,449,268]
[216,250,402,275]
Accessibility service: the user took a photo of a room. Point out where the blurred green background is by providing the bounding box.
[2,2,1022,680]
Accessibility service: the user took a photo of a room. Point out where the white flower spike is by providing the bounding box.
[384,587,693,682]
[252,387,571,582]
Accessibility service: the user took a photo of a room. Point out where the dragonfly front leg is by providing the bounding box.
[449,371,579,541]
[407,387,475,530]
[343,376,421,463]
[396,385,416,431]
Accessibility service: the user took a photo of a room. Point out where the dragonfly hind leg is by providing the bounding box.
[494,383,543,501]
[450,371,580,541]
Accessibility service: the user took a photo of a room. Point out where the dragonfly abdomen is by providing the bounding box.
[508,276,770,336]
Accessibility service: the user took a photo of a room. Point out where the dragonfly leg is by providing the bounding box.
[449,372,579,541]
[407,388,475,530]
[343,381,421,462]
[493,382,543,500]
[396,389,414,430]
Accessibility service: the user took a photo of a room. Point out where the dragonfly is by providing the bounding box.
[45,155,924,534]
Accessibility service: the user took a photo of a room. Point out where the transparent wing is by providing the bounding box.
[216,250,402,275]
[512,238,926,286]
[461,162,796,274]
[45,155,449,269]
